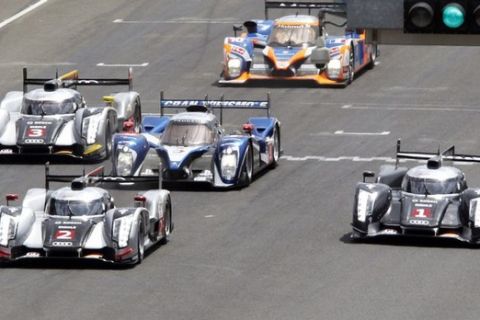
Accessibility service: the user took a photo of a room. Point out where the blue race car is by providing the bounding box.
[219,0,377,87]
[111,93,281,188]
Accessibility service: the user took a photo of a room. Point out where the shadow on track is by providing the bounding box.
[0,155,104,165]
[340,232,477,250]
[0,241,166,270]
[213,65,372,89]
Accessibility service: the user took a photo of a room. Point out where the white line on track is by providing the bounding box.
[97,62,149,67]
[334,130,390,136]
[113,18,239,24]
[310,130,390,136]
[0,0,48,30]
[341,104,480,112]
[204,215,215,218]
[281,155,474,165]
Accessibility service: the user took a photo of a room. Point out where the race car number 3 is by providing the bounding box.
[27,128,46,137]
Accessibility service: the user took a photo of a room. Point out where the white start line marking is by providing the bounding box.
[341,104,480,112]
[311,130,390,136]
[0,0,48,30]
[113,18,239,24]
[280,155,474,166]
[334,130,390,136]
[97,62,149,67]
[204,215,215,218]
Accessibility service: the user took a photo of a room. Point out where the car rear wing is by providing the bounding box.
[44,162,162,190]
[23,67,133,93]
[395,139,480,168]
[264,0,346,19]
[160,91,271,124]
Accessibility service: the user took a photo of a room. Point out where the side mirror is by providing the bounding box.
[6,194,19,206]
[233,24,243,37]
[243,20,258,34]
[134,194,146,208]
[362,171,375,183]
[242,123,254,135]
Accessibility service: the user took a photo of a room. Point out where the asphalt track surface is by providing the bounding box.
[2,1,480,320]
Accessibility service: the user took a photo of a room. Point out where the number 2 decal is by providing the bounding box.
[55,230,75,240]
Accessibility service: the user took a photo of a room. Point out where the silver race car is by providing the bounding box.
[0,68,142,160]
[0,164,172,265]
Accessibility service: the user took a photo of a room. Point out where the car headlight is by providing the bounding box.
[221,147,238,180]
[227,58,242,78]
[356,189,373,223]
[82,114,102,144]
[116,147,135,176]
[327,59,342,79]
[470,199,480,227]
[0,215,16,247]
[112,215,135,248]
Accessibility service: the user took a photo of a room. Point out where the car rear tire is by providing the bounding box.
[367,44,377,69]
[103,123,112,160]
[271,126,280,168]
[347,46,355,85]
[160,200,172,245]
[136,219,145,264]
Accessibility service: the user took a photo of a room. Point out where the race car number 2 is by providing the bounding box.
[55,229,75,240]
[27,127,46,137]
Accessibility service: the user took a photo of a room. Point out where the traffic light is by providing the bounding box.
[404,0,480,33]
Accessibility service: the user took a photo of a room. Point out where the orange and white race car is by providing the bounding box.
[219,1,377,87]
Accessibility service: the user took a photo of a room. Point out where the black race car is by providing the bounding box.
[352,140,480,243]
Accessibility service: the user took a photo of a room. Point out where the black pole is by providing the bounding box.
[160,91,164,116]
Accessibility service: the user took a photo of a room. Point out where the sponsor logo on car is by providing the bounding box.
[24,139,45,144]
[52,241,73,247]
[408,219,430,226]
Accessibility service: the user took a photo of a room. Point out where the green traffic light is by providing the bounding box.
[442,3,465,29]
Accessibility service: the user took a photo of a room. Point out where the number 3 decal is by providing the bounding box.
[27,128,45,137]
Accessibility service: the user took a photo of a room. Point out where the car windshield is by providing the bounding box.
[162,122,214,146]
[402,177,461,195]
[21,99,77,115]
[49,198,104,216]
[268,25,317,47]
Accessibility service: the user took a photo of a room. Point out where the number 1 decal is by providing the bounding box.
[412,207,432,218]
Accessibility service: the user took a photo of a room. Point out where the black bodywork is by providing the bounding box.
[352,140,480,243]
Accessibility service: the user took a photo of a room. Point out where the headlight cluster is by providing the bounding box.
[356,190,373,223]
[326,59,342,80]
[82,114,102,144]
[220,147,238,180]
[117,146,136,176]
[470,199,480,227]
[113,215,135,248]
[0,215,16,247]
[227,58,242,78]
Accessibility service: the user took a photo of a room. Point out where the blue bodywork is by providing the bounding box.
[112,112,280,188]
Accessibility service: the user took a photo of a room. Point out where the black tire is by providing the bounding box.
[271,126,280,168]
[239,145,253,187]
[103,123,113,160]
[347,45,355,85]
[133,103,142,133]
[367,44,377,70]
[160,200,172,245]
[136,219,145,264]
